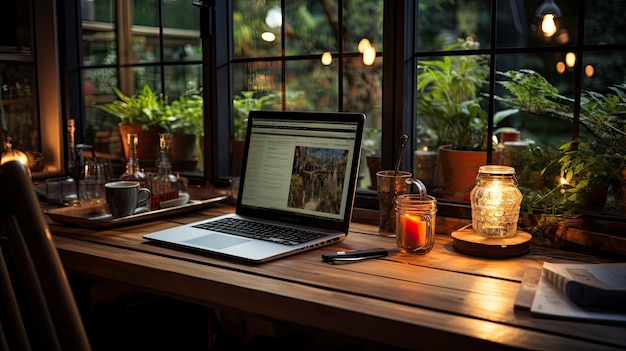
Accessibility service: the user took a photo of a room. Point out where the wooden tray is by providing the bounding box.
[44,194,228,229]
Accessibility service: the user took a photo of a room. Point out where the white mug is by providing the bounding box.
[105,181,151,218]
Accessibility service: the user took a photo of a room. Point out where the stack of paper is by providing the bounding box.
[515,262,626,323]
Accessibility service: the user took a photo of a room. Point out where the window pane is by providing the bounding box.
[286,60,337,111]
[164,64,203,98]
[131,0,161,63]
[343,1,383,54]
[494,53,576,149]
[161,1,201,64]
[585,0,626,45]
[81,1,117,67]
[284,0,337,56]
[342,56,382,190]
[1,62,38,152]
[418,0,491,52]
[233,0,282,58]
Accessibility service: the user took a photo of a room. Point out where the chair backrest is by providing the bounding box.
[0,161,91,351]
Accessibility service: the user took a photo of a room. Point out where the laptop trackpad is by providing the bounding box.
[183,234,250,249]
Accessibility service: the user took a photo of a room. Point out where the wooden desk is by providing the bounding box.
[47,204,626,350]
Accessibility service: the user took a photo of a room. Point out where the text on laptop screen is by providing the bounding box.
[239,117,360,222]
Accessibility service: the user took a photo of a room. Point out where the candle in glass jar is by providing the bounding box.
[399,213,426,247]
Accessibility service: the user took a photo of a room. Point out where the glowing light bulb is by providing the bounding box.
[565,52,576,67]
[358,38,371,53]
[321,52,332,66]
[541,14,557,37]
[261,32,276,42]
[556,61,565,74]
[363,46,376,66]
[585,64,594,77]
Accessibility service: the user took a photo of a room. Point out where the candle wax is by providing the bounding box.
[400,213,426,247]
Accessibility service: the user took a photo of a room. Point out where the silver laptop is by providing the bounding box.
[144,110,366,262]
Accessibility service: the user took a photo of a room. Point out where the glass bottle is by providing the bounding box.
[150,133,179,209]
[470,165,522,238]
[67,119,77,180]
[119,133,147,187]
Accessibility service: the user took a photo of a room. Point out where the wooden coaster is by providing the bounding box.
[451,227,532,258]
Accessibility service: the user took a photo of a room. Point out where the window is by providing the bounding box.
[74,0,202,175]
[227,0,383,186]
[62,0,626,220]
[413,0,626,217]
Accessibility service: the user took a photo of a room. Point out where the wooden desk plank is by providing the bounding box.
[47,205,626,350]
[53,235,625,351]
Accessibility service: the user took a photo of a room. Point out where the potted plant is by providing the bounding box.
[231,91,279,175]
[163,92,204,171]
[97,85,168,168]
[496,70,626,216]
[417,39,517,199]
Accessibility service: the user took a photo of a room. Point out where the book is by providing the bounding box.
[541,262,626,307]
[513,267,542,311]
[530,269,626,324]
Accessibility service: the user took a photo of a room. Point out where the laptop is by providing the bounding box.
[144,110,366,262]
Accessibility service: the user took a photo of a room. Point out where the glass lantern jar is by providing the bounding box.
[470,165,522,238]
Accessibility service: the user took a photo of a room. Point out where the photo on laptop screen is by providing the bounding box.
[143,110,366,262]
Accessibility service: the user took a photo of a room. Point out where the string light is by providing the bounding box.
[363,46,376,66]
[321,52,332,66]
[565,52,576,68]
[261,32,276,42]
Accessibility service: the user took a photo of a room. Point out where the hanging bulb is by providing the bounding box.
[541,14,557,37]
[536,0,562,38]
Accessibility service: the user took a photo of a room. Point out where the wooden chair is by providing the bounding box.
[0,161,91,350]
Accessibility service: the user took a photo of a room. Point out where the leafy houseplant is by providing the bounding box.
[163,92,204,171]
[416,38,517,199]
[232,91,279,141]
[496,69,626,217]
[97,85,168,167]
[230,91,279,175]
[97,85,168,131]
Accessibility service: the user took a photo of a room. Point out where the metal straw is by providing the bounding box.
[393,135,409,176]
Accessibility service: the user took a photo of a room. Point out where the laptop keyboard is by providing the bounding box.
[192,217,327,246]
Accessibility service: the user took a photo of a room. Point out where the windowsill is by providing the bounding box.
[353,197,626,258]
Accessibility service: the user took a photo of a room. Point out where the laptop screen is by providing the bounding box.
[237,111,365,232]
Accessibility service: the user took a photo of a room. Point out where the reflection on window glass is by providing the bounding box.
[0,63,38,154]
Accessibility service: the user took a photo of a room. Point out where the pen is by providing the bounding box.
[322,248,389,264]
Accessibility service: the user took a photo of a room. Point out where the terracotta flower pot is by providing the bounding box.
[118,124,163,170]
[438,145,502,201]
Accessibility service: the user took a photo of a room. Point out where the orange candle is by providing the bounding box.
[399,213,426,247]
